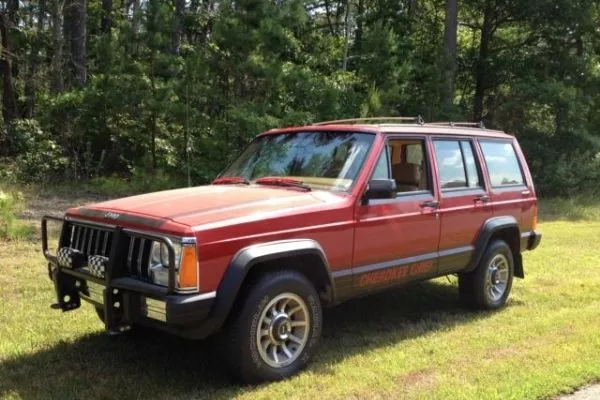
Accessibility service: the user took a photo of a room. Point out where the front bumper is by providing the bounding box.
[42,216,218,339]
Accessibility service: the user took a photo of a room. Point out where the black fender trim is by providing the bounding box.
[184,239,333,339]
[466,216,520,274]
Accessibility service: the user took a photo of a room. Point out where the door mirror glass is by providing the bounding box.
[364,179,396,201]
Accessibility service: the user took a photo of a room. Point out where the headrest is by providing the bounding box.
[391,163,420,186]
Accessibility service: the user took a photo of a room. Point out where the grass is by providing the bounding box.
[1,192,600,399]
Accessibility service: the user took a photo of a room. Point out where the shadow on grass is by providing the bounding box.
[0,281,507,399]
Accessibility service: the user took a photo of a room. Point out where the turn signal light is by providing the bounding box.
[178,245,198,290]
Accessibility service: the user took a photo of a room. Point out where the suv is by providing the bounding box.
[42,117,541,382]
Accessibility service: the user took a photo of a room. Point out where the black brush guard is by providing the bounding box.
[41,215,178,332]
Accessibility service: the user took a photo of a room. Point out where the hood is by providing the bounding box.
[71,185,349,229]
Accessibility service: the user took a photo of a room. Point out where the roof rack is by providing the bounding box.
[427,121,486,129]
[312,116,425,126]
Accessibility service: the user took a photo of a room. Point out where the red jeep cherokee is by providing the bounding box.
[42,117,541,382]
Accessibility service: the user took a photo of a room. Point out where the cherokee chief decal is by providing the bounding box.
[358,260,435,287]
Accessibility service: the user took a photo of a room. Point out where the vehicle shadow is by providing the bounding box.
[0,280,510,399]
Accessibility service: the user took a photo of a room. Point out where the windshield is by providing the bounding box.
[221,131,375,191]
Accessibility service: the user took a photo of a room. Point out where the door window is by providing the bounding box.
[433,140,482,189]
[480,141,525,187]
[371,139,430,195]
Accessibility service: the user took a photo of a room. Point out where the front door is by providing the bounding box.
[352,136,441,292]
[432,138,493,273]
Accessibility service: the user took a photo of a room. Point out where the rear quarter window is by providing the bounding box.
[480,141,525,187]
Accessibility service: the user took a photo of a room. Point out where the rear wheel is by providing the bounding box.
[225,270,323,383]
[459,240,514,310]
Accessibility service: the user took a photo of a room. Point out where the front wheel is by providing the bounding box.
[225,270,323,383]
[459,239,514,310]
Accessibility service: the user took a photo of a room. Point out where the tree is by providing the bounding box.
[68,0,87,87]
[0,12,17,123]
[442,0,457,114]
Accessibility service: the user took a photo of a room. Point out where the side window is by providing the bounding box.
[372,146,391,180]
[433,141,467,189]
[388,139,429,194]
[460,141,482,188]
[480,141,525,187]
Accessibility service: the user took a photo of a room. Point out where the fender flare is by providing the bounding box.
[466,216,520,273]
[206,239,333,333]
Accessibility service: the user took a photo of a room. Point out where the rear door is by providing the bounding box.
[432,138,493,274]
[352,136,441,292]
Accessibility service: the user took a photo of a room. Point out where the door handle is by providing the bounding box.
[521,190,531,196]
[420,200,439,209]
[475,194,490,203]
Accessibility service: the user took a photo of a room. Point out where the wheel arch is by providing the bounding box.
[467,216,524,278]
[209,239,334,333]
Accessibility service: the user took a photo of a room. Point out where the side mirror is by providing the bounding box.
[363,179,396,203]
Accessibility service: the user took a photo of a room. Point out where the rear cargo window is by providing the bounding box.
[480,141,525,187]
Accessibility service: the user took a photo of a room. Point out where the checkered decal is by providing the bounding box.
[57,247,82,269]
[88,255,108,278]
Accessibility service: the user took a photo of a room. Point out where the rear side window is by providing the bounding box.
[433,141,467,189]
[480,141,525,187]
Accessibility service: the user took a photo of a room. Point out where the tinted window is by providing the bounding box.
[434,141,467,189]
[460,141,481,188]
[480,141,525,186]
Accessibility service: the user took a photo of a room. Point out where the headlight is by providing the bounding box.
[148,239,197,292]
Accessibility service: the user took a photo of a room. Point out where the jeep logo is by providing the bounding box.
[104,212,120,220]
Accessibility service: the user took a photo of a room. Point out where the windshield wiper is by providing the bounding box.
[212,176,250,185]
[255,177,312,191]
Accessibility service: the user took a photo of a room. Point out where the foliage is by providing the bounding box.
[0,0,599,196]
[0,190,34,240]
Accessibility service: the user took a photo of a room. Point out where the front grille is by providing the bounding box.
[68,224,113,258]
[64,222,157,282]
[124,235,152,279]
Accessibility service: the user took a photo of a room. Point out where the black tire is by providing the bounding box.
[458,239,514,310]
[225,270,323,383]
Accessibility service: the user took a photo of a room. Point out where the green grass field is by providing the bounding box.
[1,193,599,399]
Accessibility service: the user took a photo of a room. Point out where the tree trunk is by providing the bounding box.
[341,0,351,71]
[171,0,185,55]
[442,0,457,113]
[130,0,140,54]
[51,0,65,93]
[70,0,87,87]
[354,0,364,54]
[101,0,112,34]
[0,13,17,124]
[24,0,46,117]
[473,0,493,122]
[7,0,18,25]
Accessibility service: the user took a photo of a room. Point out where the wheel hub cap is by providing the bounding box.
[270,314,292,342]
[485,254,509,302]
[256,293,310,368]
